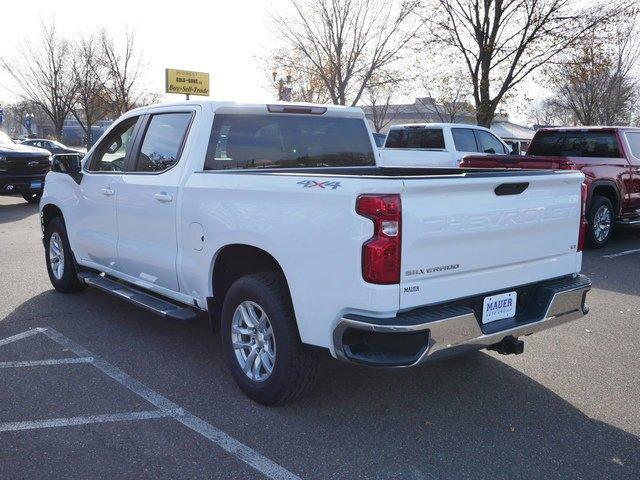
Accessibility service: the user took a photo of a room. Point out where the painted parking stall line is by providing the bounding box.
[602,248,640,258]
[0,327,301,480]
[0,410,174,433]
[0,357,93,368]
[0,327,45,347]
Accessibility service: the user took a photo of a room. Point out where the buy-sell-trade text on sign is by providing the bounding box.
[165,69,209,97]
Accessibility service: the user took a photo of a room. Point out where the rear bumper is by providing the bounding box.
[0,174,46,194]
[333,274,591,367]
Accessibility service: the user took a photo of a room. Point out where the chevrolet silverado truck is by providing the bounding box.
[461,126,640,247]
[40,102,591,405]
[0,130,52,203]
[380,123,512,168]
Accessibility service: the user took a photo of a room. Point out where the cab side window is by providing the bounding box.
[475,130,507,154]
[134,113,192,173]
[452,128,479,152]
[625,132,640,158]
[87,117,139,172]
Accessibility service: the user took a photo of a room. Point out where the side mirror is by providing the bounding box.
[51,154,83,175]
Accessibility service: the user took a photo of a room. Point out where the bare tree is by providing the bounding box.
[426,0,624,127]
[267,49,331,103]
[528,97,574,128]
[364,79,406,132]
[2,100,53,136]
[271,0,422,106]
[547,8,640,126]
[98,29,147,116]
[69,35,111,149]
[418,68,474,122]
[0,21,75,140]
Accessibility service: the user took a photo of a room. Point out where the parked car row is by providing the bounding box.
[0,133,84,203]
[38,101,591,405]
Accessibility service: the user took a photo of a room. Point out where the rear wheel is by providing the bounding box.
[586,196,614,248]
[44,217,87,293]
[22,192,42,204]
[220,272,319,405]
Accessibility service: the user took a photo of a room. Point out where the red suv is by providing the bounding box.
[461,127,640,247]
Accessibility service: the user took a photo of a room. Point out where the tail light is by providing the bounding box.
[356,194,401,284]
[577,183,588,251]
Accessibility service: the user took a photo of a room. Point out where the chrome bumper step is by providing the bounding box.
[333,274,591,367]
[78,273,198,323]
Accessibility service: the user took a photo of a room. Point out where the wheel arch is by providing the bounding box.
[207,243,293,329]
[40,203,65,235]
[588,180,620,218]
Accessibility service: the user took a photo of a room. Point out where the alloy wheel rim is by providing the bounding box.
[231,301,276,382]
[593,205,612,242]
[49,232,65,280]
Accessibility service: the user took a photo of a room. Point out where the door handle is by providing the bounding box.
[100,186,114,196]
[154,192,173,203]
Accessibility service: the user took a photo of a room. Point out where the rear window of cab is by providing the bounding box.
[384,128,445,149]
[528,131,622,158]
[204,114,375,170]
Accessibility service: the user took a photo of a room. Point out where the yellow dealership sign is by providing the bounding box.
[165,69,209,97]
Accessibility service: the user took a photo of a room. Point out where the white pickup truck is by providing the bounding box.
[40,101,591,405]
[380,123,512,168]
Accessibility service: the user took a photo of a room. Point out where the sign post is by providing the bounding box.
[165,69,210,100]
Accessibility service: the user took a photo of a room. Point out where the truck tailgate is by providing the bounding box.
[400,172,584,310]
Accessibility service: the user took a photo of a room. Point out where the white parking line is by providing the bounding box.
[0,357,94,368]
[0,327,45,347]
[0,410,173,432]
[0,327,301,480]
[603,248,640,258]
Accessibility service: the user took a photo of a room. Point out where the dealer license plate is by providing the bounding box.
[482,291,517,324]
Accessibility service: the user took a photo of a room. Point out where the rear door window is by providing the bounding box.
[528,131,621,158]
[204,114,375,170]
[384,128,445,149]
[475,130,507,154]
[452,128,479,152]
[625,132,640,158]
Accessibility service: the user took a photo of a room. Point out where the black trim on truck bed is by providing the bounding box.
[195,166,577,179]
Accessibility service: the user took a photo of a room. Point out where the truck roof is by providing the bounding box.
[536,126,640,133]
[388,122,494,132]
[130,101,365,118]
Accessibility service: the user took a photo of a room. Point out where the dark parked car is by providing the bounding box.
[0,131,52,203]
[21,138,83,156]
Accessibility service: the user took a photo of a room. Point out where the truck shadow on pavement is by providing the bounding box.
[0,200,38,225]
[2,289,639,480]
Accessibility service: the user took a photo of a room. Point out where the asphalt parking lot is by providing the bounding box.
[1,194,639,480]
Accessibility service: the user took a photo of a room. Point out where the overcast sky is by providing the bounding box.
[0,0,291,104]
[0,0,545,124]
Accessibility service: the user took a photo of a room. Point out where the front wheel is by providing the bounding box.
[22,192,42,204]
[220,272,319,405]
[586,196,614,248]
[44,217,87,293]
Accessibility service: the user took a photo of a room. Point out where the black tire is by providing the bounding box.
[44,217,87,293]
[220,272,319,405]
[586,196,614,248]
[22,192,42,204]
